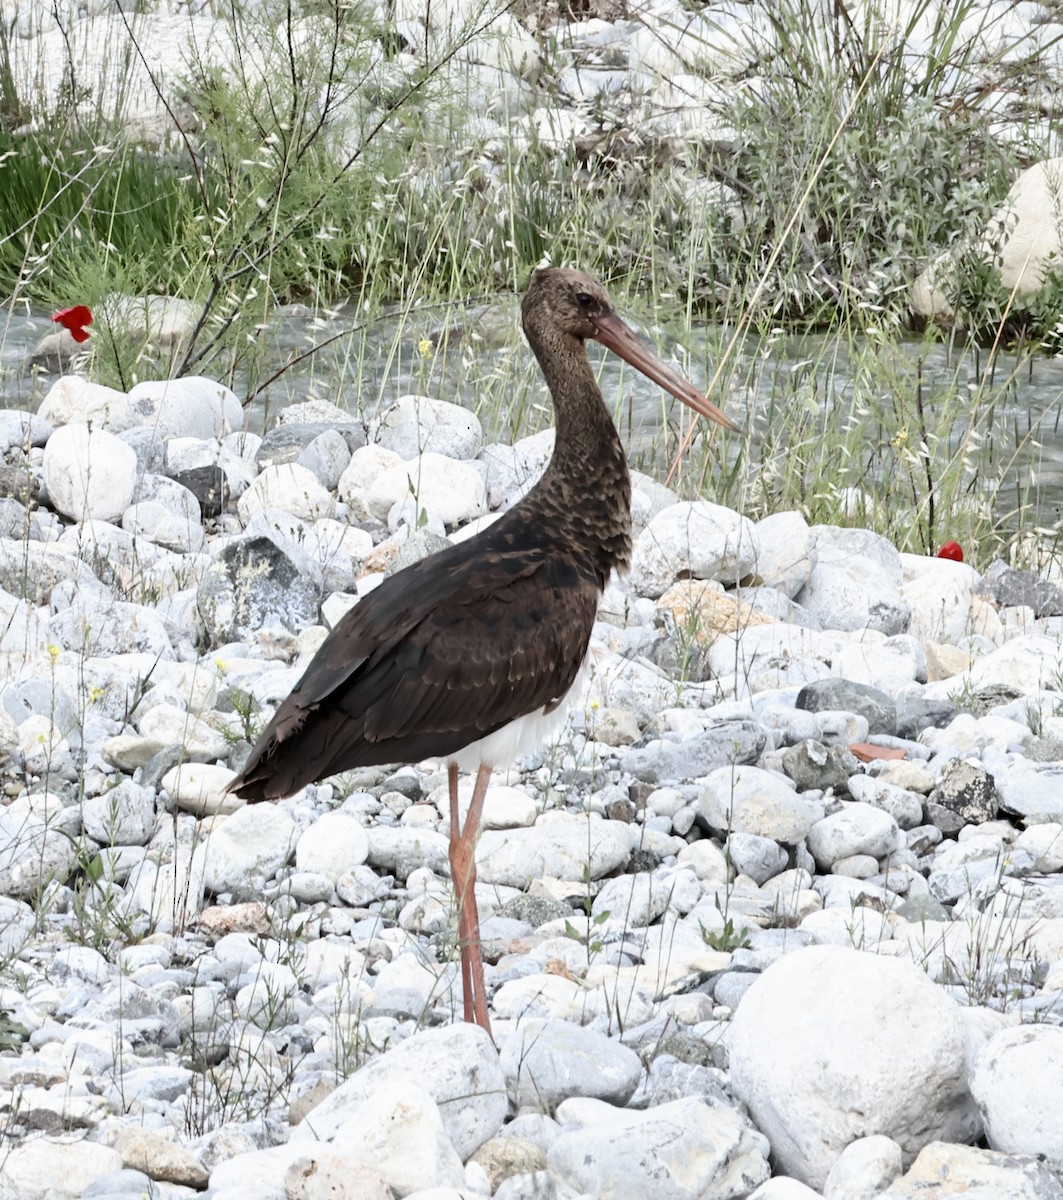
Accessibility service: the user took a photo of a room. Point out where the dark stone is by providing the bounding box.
[795,680,896,736]
[620,719,766,783]
[381,768,425,800]
[0,466,40,505]
[895,894,953,923]
[605,797,636,823]
[655,1030,725,1069]
[137,744,187,791]
[895,694,958,739]
[257,422,367,465]
[170,465,230,518]
[928,759,1000,825]
[498,894,573,926]
[977,559,1063,617]
[924,801,967,836]
[196,533,323,647]
[781,739,854,791]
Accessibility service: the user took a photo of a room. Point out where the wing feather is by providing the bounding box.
[230,534,600,801]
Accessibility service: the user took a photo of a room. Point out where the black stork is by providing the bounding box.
[229,267,738,1033]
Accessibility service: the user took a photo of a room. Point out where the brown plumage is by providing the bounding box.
[229,267,738,1031]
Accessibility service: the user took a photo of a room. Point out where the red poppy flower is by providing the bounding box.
[937,541,964,562]
[52,305,93,343]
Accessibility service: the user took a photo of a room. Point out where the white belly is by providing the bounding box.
[446,661,587,773]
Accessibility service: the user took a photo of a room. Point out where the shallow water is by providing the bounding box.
[4,302,1063,536]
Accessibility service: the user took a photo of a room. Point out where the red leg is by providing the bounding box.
[448,764,474,1023]
[448,763,492,1035]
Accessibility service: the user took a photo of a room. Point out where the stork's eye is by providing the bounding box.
[576,292,595,308]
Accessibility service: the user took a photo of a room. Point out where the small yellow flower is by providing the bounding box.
[47,644,60,664]
[417,337,433,358]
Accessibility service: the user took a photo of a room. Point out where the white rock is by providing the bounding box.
[1015,822,1063,871]
[126,376,241,439]
[591,869,696,926]
[832,635,926,691]
[371,394,483,460]
[201,804,298,897]
[162,763,242,817]
[630,501,760,597]
[901,556,1002,644]
[983,156,1063,298]
[806,802,901,869]
[971,1025,1063,1170]
[698,765,815,844]
[751,510,813,598]
[297,811,370,882]
[797,526,910,635]
[876,1140,1063,1198]
[924,634,1063,698]
[38,376,134,430]
[501,1018,642,1108]
[707,622,836,694]
[367,452,486,527]
[430,778,537,830]
[290,1023,505,1160]
[136,702,229,762]
[823,1135,903,1199]
[81,779,156,846]
[1,1139,123,1200]
[477,812,633,887]
[547,1096,769,1198]
[42,424,138,521]
[238,462,336,524]
[327,1081,465,1195]
[0,810,77,899]
[728,945,980,1188]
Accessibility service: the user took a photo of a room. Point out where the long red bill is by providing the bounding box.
[590,312,738,432]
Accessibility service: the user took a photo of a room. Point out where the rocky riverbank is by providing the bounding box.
[0,375,1062,1197]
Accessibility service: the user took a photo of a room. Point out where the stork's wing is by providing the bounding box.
[229,541,599,801]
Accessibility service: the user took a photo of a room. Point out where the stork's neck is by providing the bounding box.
[525,330,632,586]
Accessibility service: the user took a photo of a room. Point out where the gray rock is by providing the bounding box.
[978,560,1063,617]
[297,428,353,490]
[259,422,367,465]
[501,1019,642,1107]
[781,739,853,792]
[725,831,788,884]
[196,531,323,645]
[627,1055,731,1110]
[620,719,766,782]
[796,679,896,735]
[928,759,1000,825]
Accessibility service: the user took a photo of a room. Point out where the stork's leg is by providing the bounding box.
[448,762,493,1034]
[448,763,474,1023]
